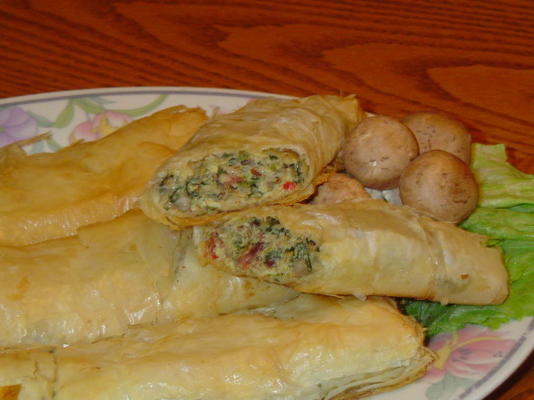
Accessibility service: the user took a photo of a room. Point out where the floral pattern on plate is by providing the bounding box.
[0,106,39,146]
[424,325,516,399]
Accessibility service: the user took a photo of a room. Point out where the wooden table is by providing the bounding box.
[1,1,532,398]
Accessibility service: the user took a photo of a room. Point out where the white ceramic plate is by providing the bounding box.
[1,87,532,400]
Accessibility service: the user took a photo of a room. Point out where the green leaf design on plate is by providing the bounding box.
[46,136,62,152]
[53,100,75,128]
[26,111,54,128]
[111,94,167,117]
[28,139,45,155]
[87,96,116,105]
[425,374,473,400]
[74,98,105,114]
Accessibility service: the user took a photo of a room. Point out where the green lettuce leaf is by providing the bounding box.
[471,144,534,208]
[404,144,534,336]
[461,207,534,241]
[404,237,534,336]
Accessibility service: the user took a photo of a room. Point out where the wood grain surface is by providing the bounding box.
[0,0,532,399]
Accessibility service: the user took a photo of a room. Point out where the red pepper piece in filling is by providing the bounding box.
[206,233,221,260]
[238,242,264,269]
[265,258,276,268]
[251,168,262,176]
[283,181,297,190]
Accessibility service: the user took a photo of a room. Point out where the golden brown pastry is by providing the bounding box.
[0,211,295,347]
[193,199,508,305]
[0,295,434,400]
[0,210,176,347]
[159,230,297,322]
[0,348,55,399]
[140,95,364,229]
[0,106,206,246]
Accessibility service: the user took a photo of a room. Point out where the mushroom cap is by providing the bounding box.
[402,112,472,163]
[343,115,419,190]
[399,150,479,223]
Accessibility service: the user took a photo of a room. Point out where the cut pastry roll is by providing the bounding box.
[194,199,508,305]
[159,229,298,322]
[0,211,295,347]
[0,295,434,400]
[0,106,206,246]
[141,95,364,229]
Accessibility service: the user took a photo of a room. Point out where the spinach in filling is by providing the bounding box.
[205,216,319,283]
[158,150,306,215]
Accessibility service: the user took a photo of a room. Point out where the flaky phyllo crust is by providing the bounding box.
[140,95,364,230]
[0,106,206,247]
[0,211,296,347]
[194,199,508,305]
[0,295,434,400]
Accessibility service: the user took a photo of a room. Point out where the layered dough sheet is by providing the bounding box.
[0,211,296,347]
[141,95,364,229]
[0,106,206,247]
[194,199,508,305]
[0,295,434,400]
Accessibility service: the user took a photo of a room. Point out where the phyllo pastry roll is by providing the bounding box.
[0,211,295,347]
[159,230,298,322]
[193,199,508,305]
[0,106,206,247]
[0,295,434,400]
[141,95,364,229]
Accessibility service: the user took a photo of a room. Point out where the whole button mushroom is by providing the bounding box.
[399,150,479,223]
[402,112,472,163]
[343,116,419,190]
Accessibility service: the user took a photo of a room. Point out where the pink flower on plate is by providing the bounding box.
[69,111,132,143]
[0,106,38,147]
[425,325,516,382]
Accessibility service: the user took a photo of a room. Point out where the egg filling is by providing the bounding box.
[158,150,307,215]
[202,216,320,284]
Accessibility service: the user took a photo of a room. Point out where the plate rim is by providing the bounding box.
[0,86,292,107]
